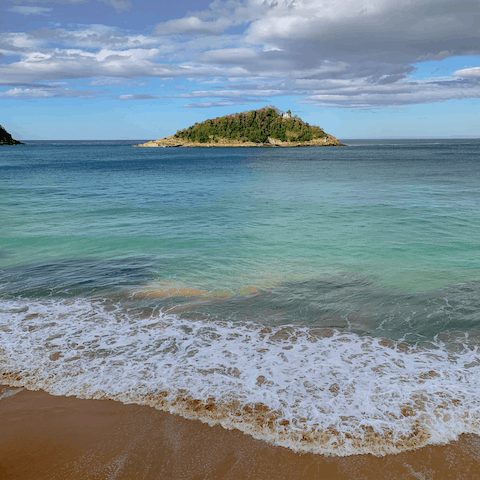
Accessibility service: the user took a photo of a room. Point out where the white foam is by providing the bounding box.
[0,386,23,401]
[1,298,480,456]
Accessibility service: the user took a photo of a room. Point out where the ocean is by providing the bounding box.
[1,139,480,457]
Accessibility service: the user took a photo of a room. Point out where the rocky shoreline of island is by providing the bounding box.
[133,134,343,148]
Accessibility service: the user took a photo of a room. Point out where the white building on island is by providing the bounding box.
[283,110,291,118]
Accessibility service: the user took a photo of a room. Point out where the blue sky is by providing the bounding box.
[1,0,479,139]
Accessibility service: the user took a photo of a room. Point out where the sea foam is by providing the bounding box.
[1,298,480,456]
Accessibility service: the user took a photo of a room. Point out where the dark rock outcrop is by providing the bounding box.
[0,125,24,145]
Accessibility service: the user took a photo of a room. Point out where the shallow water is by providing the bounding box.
[1,139,480,455]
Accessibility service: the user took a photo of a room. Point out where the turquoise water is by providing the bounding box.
[1,139,480,455]
[3,140,480,289]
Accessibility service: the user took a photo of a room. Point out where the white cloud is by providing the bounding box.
[0,85,105,98]
[0,32,44,52]
[153,0,251,36]
[9,6,52,15]
[245,0,476,44]
[183,100,238,108]
[200,47,258,64]
[301,80,480,108]
[118,93,159,99]
[155,16,230,36]
[455,67,480,79]
[1,0,480,107]
[0,38,252,86]
[7,0,131,12]
[89,77,148,86]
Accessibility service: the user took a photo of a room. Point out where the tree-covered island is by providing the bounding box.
[0,125,24,145]
[134,107,342,147]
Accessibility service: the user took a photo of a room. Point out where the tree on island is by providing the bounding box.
[0,125,24,145]
[173,106,326,144]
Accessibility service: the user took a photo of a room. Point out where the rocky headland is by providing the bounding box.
[134,107,343,148]
[0,125,24,145]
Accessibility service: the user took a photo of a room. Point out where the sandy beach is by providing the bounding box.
[1,384,480,480]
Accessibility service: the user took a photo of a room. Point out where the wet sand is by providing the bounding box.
[1,385,480,480]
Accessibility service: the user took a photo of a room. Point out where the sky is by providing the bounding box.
[1,0,480,139]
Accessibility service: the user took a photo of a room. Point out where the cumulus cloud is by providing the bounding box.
[0,38,250,86]
[455,67,480,79]
[2,0,480,107]
[0,32,44,52]
[150,0,480,106]
[154,0,251,36]
[234,0,480,80]
[246,0,478,46]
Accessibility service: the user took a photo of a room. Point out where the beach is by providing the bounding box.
[2,385,480,480]
[2,140,480,478]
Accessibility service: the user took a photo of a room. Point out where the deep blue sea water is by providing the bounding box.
[1,139,480,455]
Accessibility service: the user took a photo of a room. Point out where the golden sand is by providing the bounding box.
[1,385,480,479]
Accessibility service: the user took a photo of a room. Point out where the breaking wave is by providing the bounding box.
[1,297,480,456]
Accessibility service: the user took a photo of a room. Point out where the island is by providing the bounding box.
[0,125,24,145]
[134,107,343,147]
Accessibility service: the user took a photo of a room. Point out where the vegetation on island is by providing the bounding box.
[173,106,327,144]
[0,125,23,145]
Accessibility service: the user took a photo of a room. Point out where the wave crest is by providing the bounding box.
[1,298,480,456]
